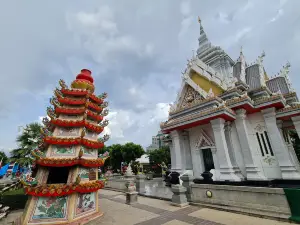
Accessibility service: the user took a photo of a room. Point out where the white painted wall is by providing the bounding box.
[246,112,281,179]
[230,121,246,177]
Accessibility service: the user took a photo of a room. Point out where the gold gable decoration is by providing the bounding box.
[178,85,205,109]
[190,72,224,95]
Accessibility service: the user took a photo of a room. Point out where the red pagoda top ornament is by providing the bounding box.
[71,69,95,92]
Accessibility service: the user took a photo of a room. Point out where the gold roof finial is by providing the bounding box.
[198,16,201,24]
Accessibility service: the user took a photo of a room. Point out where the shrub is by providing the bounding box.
[1,188,28,210]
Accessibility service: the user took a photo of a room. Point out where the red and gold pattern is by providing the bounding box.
[57,89,104,105]
[87,102,102,112]
[61,88,88,96]
[57,96,86,105]
[50,118,104,133]
[44,136,104,149]
[87,110,103,121]
[55,106,86,115]
[36,157,106,168]
[90,94,104,104]
[71,79,95,92]
[24,180,104,197]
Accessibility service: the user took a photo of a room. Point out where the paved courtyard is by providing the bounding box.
[88,189,293,225]
[0,189,293,225]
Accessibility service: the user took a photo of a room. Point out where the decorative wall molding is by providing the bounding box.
[254,124,265,133]
[177,85,205,110]
[195,129,215,149]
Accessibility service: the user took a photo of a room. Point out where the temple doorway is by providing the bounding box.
[202,148,215,172]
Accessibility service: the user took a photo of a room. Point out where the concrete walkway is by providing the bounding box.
[1,189,294,225]
[89,189,293,225]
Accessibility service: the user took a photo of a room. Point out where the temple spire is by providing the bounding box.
[233,46,246,83]
[196,16,212,56]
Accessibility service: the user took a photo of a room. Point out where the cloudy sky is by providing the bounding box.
[0,0,299,154]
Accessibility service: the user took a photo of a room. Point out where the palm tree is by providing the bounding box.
[10,122,43,166]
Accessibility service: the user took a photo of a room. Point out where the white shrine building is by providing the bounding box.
[160,18,300,181]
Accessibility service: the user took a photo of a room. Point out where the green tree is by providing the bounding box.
[108,144,124,172]
[0,151,8,165]
[10,122,43,166]
[147,146,171,173]
[122,142,145,164]
[99,142,145,172]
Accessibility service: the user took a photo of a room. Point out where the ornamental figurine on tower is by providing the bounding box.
[18,69,110,225]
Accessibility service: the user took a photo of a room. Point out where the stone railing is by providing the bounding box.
[105,174,134,191]
[190,184,291,220]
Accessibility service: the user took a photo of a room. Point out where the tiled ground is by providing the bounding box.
[0,189,293,225]
[88,189,293,225]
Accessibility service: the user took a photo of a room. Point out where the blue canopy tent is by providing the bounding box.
[0,164,9,176]
[12,164,19,174]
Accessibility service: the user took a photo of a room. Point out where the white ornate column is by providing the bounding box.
[189,131,204,178]
[234,109,266,180]
[182,131,193,171]
[210,118,242,181]
[210,146,220,180]
[170,130,184,173]
[190,149,202,179]
[292,116,300,139]
[224,122,245,180]
[277,120,300,172]
[262,108,300,179]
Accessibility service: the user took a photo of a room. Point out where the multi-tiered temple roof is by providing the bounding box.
[161,18,299,133]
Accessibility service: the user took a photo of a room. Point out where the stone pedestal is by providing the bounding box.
[180,174,194,202]
[124,174,136,185]
[126,191,138,205]
[135,174,146,193]
[171,185,188,207]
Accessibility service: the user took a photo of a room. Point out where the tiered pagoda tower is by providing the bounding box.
[19,69,110,225]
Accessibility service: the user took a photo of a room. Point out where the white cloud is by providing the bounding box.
[178,0,193,40]
[104,110,134,141]
[149,103,170,124]
[180,0,191,15]
[103,103,170,147]
[235,27,252,41]
[66,6,153,67]
[1,0,300,151]
[128,87,138,95]
[268,9,284,23]
[217,12,231,24]
[221,27,252,49]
